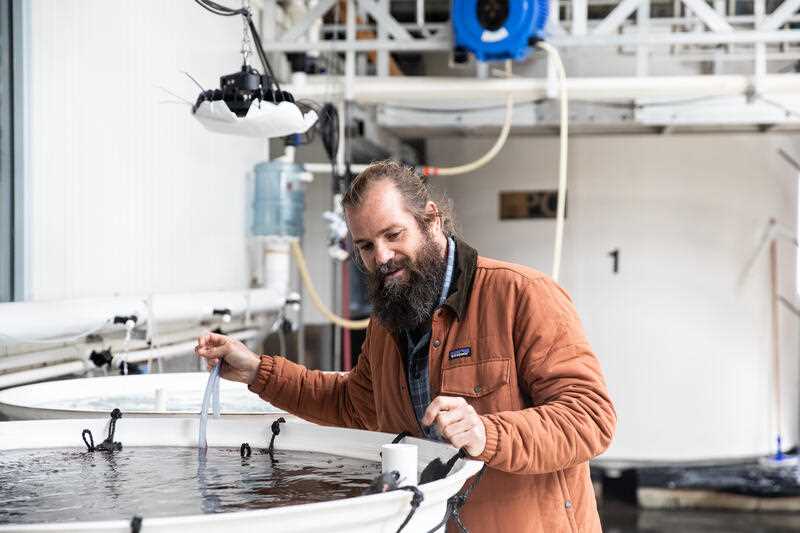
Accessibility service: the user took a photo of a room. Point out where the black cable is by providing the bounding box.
[391,431,411,444]
[193,0,282,93]
[193,0,246,16]
[425,499,456,533]
[423,463,487,533]
[266,417,286,459]
[82,429,95,452]
[394,486,424,533]
[316,103,340,191]
[240,442,252,458]
[319,104,340,162]
[246,15,282,92]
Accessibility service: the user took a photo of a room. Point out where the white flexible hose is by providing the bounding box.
[536,41,569,283]
[198,363,221,449]
[422,61,514,177]
[290,240,370,330]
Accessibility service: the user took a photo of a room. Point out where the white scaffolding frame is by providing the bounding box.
[257,1,800,131]
[265,1,800,66]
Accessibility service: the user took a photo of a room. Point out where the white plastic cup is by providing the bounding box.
[381,443,418,486]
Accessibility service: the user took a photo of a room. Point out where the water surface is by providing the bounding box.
[0,447,380,524]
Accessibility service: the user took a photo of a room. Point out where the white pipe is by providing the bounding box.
[0,289,284,346]
[304,162,370,174]
[280,74,800,103]
[0,346,83,373]
[0,297,147,344]
[0,329,262,390]
[111,329,261,368]
[426,62,514,177]
[0,360,90,390]
[536,42,569,283]
[149,289,283,324]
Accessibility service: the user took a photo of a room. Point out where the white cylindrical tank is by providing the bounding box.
[560,137,799,463]
[0,417,483,533]
[0,373,287,420]
[433,134,799,463]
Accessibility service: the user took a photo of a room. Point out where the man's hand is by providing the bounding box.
[422,396,487,457]
[194,332,262,385]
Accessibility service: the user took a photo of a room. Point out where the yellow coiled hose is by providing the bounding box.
[289,240,370,330]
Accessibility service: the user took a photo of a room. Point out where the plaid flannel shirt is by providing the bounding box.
[404,328,439,440]
[402,237,456,440]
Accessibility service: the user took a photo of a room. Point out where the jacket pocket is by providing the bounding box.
[440,358,510,398]
[557,470,579,533]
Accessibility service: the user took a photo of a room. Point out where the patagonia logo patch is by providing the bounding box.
[448,347,472,360]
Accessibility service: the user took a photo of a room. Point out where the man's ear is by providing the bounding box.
[425,201,441,229]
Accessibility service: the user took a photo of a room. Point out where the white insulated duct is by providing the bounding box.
[0,361,91,390]
[0,246,291,345]
[0,329,262,390]
[0,297,147,344]
[280,74,800,103]
[0,290,281,345]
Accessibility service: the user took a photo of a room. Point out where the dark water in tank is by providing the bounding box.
[0,447,381,525]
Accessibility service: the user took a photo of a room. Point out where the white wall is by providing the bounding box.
[27,1,266,300]
[299,144,337,326]
[429,133,800,461]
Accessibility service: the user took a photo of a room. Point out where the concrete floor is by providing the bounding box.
[599,498,800,532]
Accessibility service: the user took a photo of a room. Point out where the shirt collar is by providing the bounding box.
[442,237,478,321]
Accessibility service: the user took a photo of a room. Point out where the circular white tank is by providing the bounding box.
[0,373,286,420]
[0,416,482,532]
[434,134,800,464]
[560,137,799,464]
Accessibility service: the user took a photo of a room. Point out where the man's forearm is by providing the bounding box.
[248,355,376,429]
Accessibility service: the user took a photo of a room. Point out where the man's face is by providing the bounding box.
[348,180,430,278]
[347,180,447,330]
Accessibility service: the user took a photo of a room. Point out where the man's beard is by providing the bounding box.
[366,233,446,332]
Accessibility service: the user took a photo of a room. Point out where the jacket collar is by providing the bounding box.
[443,237,477,321]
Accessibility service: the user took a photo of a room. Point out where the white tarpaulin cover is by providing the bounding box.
[194,99,318,139]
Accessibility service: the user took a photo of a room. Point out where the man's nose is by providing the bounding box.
[373,242,395,267]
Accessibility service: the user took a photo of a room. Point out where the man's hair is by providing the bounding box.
[341,159,457,236]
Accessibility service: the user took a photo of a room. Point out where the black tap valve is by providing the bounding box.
[113,315,138,326]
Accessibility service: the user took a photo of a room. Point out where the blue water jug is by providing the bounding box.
[252,160,306,237]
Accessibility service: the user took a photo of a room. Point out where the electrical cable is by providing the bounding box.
[536,40,569,283]
[420,61,514,177]
[193,0,246,17]
[418,44,569,282]
[193,0,282,92]
[318,103,341,187]
[247,15,282,92]
[290,240,369,330]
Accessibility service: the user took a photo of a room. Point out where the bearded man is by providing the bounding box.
[195,160,616,532]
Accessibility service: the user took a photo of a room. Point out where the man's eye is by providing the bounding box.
[359,243,373,252]
[387,231,401,240]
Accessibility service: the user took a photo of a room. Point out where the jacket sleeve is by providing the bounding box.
[475,276,616,474]
[247,326,378,430]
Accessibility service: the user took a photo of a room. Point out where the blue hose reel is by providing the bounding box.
[451,0,549,62]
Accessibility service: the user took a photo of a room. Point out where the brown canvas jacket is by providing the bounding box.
[248,239,616,532]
